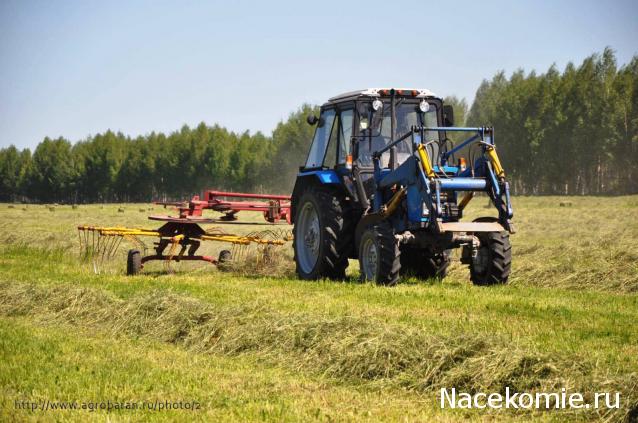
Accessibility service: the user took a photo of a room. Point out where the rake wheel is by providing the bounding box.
[127,249,142,275]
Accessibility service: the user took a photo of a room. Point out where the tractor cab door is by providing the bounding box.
[353,103,387,199]
[304,107,354,170]
[305,109,336,169]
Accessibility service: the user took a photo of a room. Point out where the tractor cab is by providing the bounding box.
[302,88,456,206]
[305,88,448,172]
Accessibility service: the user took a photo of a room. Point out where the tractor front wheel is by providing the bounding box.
[469,231,511,285]
[358,222,401,286]
[293,186,353,280]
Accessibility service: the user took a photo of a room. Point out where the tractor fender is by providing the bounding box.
[291,170,341,224]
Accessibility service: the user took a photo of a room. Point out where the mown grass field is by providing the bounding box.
[0,196,637,422]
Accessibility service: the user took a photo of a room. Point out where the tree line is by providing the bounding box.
[0,48,636,202]
[0,105,317,202]
[468,48,638,195]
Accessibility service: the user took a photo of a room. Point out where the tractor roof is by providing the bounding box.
[327,88,440,103]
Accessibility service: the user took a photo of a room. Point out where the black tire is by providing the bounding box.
[293,186,354,280]
[217,249,232,271]
[470,231,511,285]
[401,247,451,280]
[358,222,401,286]
[127,249,142,275]
[218,250,232,263]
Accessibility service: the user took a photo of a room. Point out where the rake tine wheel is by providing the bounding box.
[76,222,293,274]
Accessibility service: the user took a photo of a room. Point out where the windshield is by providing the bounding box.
[356,100,439,167]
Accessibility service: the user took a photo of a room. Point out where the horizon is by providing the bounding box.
[2,0,637,150]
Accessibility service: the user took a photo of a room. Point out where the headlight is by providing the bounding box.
[419,100,430,113]
[372,99,383,111]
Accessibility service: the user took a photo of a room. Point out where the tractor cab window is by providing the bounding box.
[323,113,339,167]
[415,105,440,165]
[356,100,439,168]
[337,109,353,164]
[356,103,389,168]
[305,109,336,168]
[323,108,354,168]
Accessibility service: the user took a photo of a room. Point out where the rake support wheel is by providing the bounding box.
[127,249,142,275]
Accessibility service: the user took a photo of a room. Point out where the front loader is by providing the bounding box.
[291,88,513,285]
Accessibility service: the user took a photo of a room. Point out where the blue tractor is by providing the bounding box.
[291,88,514,285]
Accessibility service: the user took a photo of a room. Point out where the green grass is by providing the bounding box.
[0,197,637,421]
[3,317,460,422]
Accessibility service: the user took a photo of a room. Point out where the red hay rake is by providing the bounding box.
[155,190,291,224]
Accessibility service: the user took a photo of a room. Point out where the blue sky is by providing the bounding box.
[1,0,637,150]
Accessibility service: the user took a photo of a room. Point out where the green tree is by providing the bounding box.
[27,137,77,202]
[0,146,23,201]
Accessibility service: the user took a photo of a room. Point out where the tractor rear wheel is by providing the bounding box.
[469,231,511,285]
[127,249,142,275]
[400,247,451,280]
[358,222,401,286]
[293,186,353,280]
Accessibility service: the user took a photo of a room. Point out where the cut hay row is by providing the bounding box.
[0,282,635,421]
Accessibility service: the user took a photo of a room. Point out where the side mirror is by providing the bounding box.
[443,105,455,127]
[307,114,319,126]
